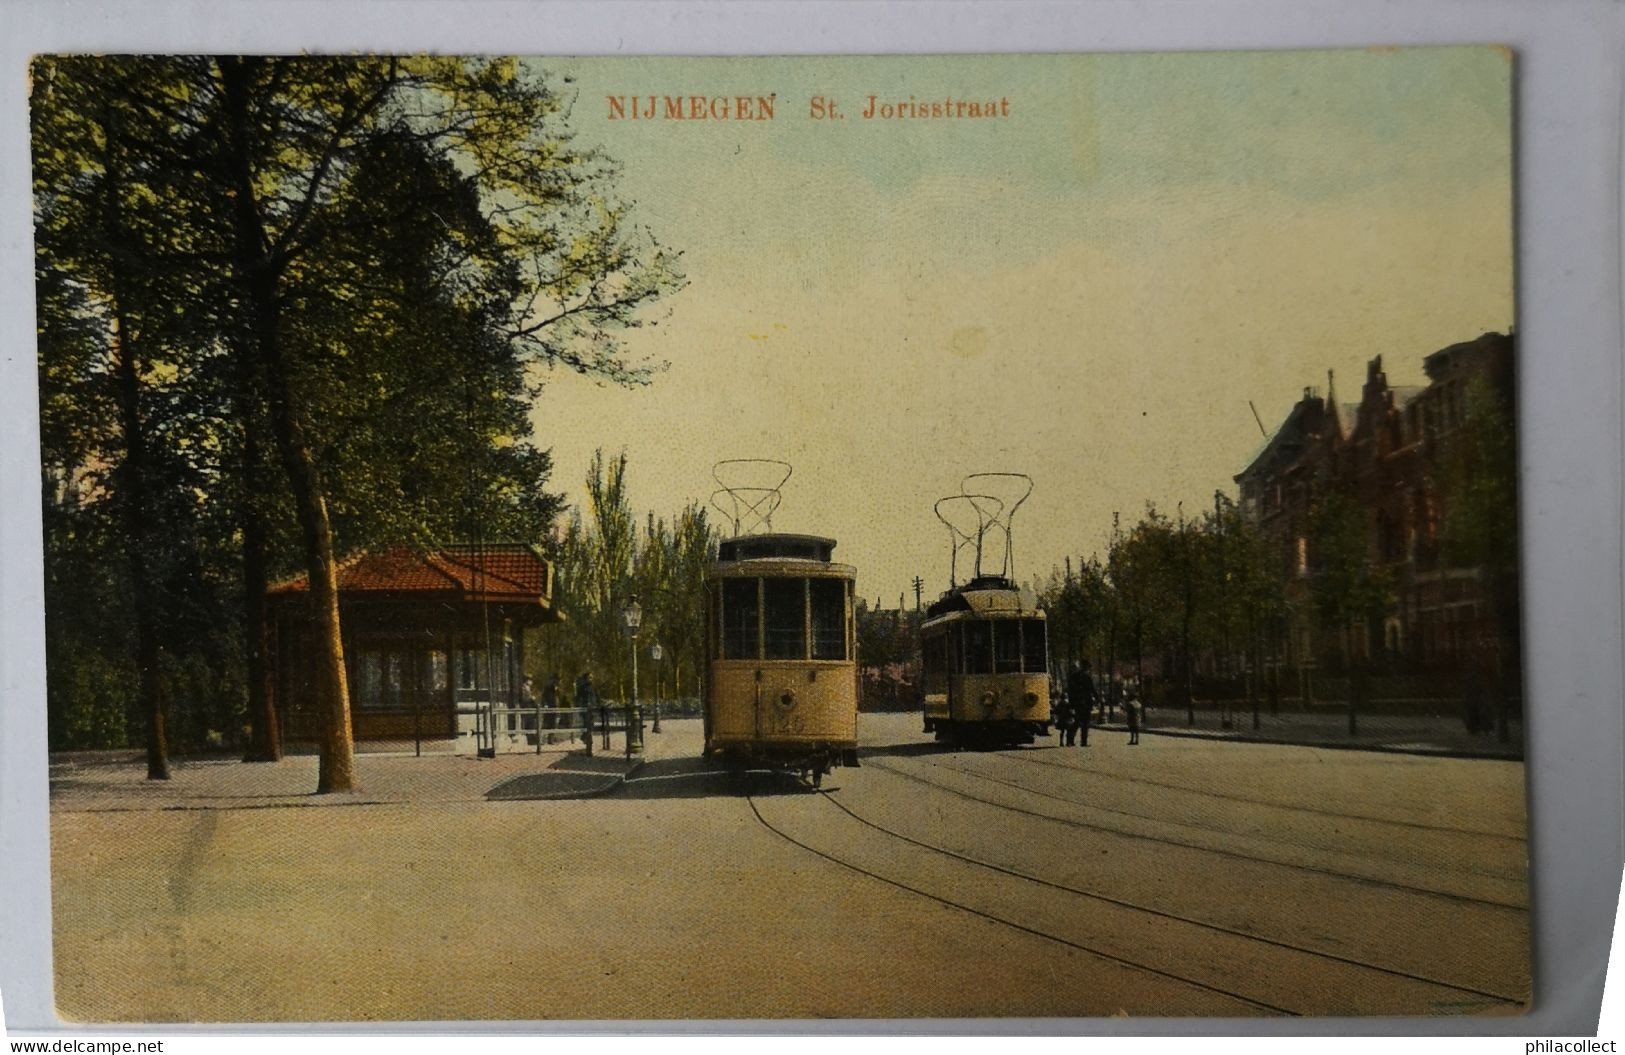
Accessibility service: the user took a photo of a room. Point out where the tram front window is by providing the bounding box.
[764,578,807,659]
[963,620,993,674]
[1022,619,1047,673]
[722,578,759,659]
[994,620,1022,674]
[810,578,847,660]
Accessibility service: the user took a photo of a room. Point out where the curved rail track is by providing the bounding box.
[1008,749,1527,842]
[745,780,1525,1016]
[862,756,1526,912]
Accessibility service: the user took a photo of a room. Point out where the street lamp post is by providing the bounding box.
[650,642,664,733]
[621,598,643,755]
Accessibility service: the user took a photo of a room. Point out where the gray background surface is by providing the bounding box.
[1,0,1620,1037]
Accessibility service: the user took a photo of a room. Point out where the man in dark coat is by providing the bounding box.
[1066,660,1096,747]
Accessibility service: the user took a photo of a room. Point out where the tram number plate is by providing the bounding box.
[764,711,805,736]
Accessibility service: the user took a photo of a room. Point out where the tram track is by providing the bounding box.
[744,793,1300,1016]
[942,752,1526,886]
[1007,749,1527,843]
[863,756,1527,913]
[809,787,1527,1010]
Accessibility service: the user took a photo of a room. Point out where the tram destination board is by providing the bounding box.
[26,47,1533,1027]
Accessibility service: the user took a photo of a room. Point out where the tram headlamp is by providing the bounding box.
[980,692,997,708]
[1024,692,1039,706]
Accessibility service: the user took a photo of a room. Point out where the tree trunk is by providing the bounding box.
[239,430,280,762]
[114,313,168,780]
[218,56,355,792]
[101,108,169,781]
[270,377,356,792]
[235,350,280,762]
[1105,615,1117,719]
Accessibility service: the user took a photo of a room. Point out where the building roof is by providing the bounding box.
[1237,395,1325,482]
[269,543,558,611]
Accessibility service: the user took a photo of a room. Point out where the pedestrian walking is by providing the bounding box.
[1066,660,1096,747]
[542,672,561,743]
[519,676,538,734]
[575,670,601,752]
[575,670,598,722]
[1125,690,1141,746]
[1054,689,1076,746]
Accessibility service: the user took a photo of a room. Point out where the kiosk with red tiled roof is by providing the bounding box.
[268,544,562,745]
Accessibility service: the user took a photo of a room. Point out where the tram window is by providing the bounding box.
[1022,619,1047,673]
[922,634,945,678]
[810,578,846,660]
[764,577,807,660]
[722,578,759,659]
[994,620,1022,674]
[963,620,993,674]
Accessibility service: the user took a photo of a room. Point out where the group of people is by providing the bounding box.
[514,671,602,740]
[1052,660,1141,747]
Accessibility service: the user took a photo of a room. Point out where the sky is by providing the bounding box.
[522,49,1513,609]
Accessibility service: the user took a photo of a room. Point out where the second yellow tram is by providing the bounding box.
[920,576,1051,745]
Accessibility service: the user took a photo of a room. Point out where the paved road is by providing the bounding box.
[49,714,1530,1023]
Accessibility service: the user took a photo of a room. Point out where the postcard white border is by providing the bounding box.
[1,0,1620,1040]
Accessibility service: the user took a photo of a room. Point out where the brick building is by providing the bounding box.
[1235,331,1518,679]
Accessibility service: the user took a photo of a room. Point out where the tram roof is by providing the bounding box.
[716,533,838,563]
[925,577,1044,620]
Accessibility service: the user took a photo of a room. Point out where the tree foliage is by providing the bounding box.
[32,56,683,781]
[537,450,718,704]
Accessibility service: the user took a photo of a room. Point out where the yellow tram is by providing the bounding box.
[920,579,1051,744]
[919,473,1052,745]
[703,533,860,784]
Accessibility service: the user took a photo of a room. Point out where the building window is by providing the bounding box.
[1295,536,1309,578]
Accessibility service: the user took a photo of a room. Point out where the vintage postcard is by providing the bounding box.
[32,49,1526,1022]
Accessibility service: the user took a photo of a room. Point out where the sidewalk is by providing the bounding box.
[1093,708,1523,760]
[47,718,696,812]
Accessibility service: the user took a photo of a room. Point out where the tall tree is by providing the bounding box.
[1307,489,1393,734]
[32,56,228,777]
[661,503,717,699]
[580,449,638,698]
[210,57,680,789]
[33,56,683,789]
